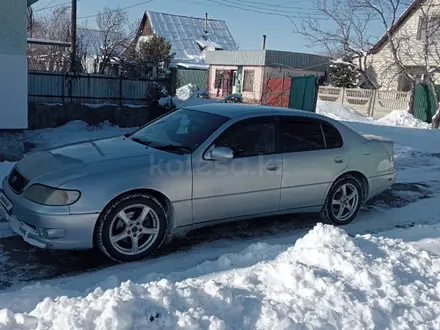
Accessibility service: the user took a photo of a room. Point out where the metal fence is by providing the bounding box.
[28,71,170,106]
[318,86,411,119]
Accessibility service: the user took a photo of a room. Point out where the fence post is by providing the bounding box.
[369,89,377,117]
[62,73,65,104]
[119,74,123,107]
[341,87,346,105]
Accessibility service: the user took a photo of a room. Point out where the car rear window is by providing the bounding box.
[279,120,326,152]
[322,123,343,149]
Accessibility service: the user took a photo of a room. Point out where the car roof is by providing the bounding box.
[183,103,327,120]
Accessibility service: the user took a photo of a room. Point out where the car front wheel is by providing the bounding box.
[320,175,363,226]
[95,192,168,262]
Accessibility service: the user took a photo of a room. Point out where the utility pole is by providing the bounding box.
[70,0,77,73]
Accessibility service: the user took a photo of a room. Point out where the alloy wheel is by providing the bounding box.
[108,204,160,255]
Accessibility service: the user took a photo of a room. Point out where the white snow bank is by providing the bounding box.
[317,101,430,129]
[2,224,440,329]
[377,110,431,128]
[317,101,374,123]
[25,120,135,150]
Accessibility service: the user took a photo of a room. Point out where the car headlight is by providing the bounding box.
[23,184,80,206]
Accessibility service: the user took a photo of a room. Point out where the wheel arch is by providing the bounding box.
[324,171,369,204]
[93,188,176,246]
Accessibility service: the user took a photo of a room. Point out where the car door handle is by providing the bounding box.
[334,156,344,164]
[266,164,279,171]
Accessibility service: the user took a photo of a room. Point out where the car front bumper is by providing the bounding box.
[1,177,98,250]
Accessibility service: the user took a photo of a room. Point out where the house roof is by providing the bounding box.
[370,0,422,54]
[144,11,238,62]
[205,50,330,73]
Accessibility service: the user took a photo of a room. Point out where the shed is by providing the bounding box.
[205,49,329,103]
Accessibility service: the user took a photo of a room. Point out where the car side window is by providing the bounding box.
[214,118,275,158]
[279,119,326,153]
[322,123,343,149]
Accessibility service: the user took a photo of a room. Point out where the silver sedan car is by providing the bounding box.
[0,104,396,262]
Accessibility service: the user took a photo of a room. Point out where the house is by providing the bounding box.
[0,0,29,130]
[205,47,329,103]
[134,11,238,70]
[367,0,440,91]
[29,28,125,76]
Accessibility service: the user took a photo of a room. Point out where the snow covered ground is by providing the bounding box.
[1,102,440,329]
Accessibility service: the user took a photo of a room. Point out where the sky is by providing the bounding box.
[31,0,387,54]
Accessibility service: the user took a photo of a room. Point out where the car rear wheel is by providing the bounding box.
[320,175,363,226]
[95,192,168,262]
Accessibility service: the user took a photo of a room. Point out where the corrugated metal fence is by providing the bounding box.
[28,71,169,105]
[176,69,208,90]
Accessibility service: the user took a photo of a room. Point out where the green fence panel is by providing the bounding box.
[288,75,319,112]
[176,69,208,90]
[413,83,440,123]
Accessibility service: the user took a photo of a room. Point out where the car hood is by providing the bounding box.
[15,136,177,186]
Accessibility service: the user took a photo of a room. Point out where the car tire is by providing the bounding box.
[95,192,168,263]
[320,175,363,226]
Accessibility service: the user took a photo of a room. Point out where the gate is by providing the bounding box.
[263,76,291,107]
[289,75,319,112]
[413,83,440,123]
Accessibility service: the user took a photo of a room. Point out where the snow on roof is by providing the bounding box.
[169,60,210,70]
[146,11,237,62]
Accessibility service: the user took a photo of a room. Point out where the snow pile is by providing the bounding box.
[316,101,374,123]
[2,224,440,329]
[175,84,199,101]
[159,84,217,109]
[25,120,134,151]
[377,110,431,128]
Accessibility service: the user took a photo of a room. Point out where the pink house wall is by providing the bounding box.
[208,65,322,104]
[208,65,265,103]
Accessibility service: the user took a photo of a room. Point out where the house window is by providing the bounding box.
[417,16,440,40]
[215,69,224,89]
[243,70,255,92]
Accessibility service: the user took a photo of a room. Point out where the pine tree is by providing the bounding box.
[123,35,175,78]
[327,60,360,88]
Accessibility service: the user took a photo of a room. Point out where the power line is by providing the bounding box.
[77,0,154,20]
[207,0,378,19]
[205,0,327,20]
[33,1,72,12]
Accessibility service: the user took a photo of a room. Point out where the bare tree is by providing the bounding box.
[92,6,136,74]
[296,0,440,126]
[27,6,33,32]
[357,0,440,127]
[28,7,71,71]
[295,0,384,88]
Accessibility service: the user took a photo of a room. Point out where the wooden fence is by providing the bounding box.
[318,86,411,119]
[28,71,170,106]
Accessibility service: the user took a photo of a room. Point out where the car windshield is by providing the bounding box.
[129,108,229,153]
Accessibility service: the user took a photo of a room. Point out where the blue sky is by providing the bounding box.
[32,0,383,54]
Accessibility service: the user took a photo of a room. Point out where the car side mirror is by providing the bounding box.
[207,147,234,160]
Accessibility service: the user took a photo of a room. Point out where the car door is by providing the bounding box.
[278,116,348,211]
[192,116,282,223]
